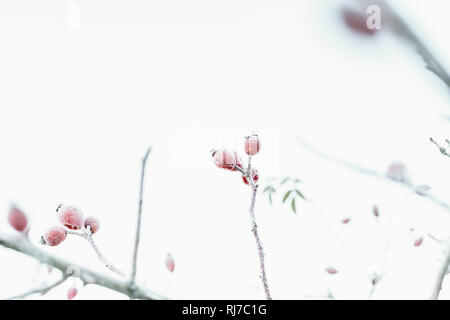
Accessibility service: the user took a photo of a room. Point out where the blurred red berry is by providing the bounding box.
[342,218,351,224]
[41,226,67,246]
[242,169,259,185]
[372,205,379,217]
[244,135,260,156]
[57,205,85,230]
[341,7,376,36]
[165,253,175,273]
[326,267,338,275]
[67,287,78,300]
[211,150,237,171]
[414,238,423,247]
[8,205,28,233]
[84,216,100,234]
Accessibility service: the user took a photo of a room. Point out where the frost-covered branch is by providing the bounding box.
[6,273,70,300]
[430,138,450,158]
[0,233,165,300]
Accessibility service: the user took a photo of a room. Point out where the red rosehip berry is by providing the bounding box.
[341,218,351,224]
[372,205,379,217]
[244,135,260,156]
[67,287,78,300]
[57,205,85,230]
[341,7,377,36]
[84,216,100,234]
[165,253,175,273]
[41,226,67,246]
[242,169,259,185]
[414,238,423,247]
[325,267,338,275]
[8,205,28,233]
[211,150,237,170]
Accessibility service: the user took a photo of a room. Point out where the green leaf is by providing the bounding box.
[263,186,276,193]
[282,190,292,203]
[293,178,303,184]
[280,177,290,185]
[269,193,273,206]
[295,189,306,199]
[291,198,297,214]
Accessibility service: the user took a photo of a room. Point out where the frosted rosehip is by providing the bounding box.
[211,149,236,170]
[57,205,85,230]
[41,226,67,246]
[414,238,423,247]
[8,205,28,233]
[325,267,338,275]
[341,218,351,224]
[244,135,260,156]
[165,253,175,273]
[84,216,100,234]
[242,169,259,185]
[67,287,78,300]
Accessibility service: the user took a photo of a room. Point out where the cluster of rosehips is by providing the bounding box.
[40,205,99,247]
[211,134,261,185]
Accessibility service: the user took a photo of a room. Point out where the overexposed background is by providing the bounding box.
[0,0,449,299]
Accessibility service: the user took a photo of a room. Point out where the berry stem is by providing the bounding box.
[248,174,272,300]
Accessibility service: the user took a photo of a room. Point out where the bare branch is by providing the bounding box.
[246,163,272,300]
[0,233,165,300]
[130,146,152,285]
[431,239,450,299]
[295,137,450,212]
[430,138,450,158]
[6,273,70,300]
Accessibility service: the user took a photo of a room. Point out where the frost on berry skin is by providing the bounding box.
[325,267,338,275]
[244,135,260,156]
[341,218,351,224]
[57,205,85,230]
[84,216,100,234]
[165,253,175,273]
[41,226,67,246]
[232,152,244,171]
[211,150,236,171]
[67,287,78,300]
[8,205,28,233]
[414,237,423,247]
[372,205,379,218]
[242,169,259,185]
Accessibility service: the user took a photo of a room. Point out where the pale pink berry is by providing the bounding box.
[165,253,175,273]
[211,150,236,171]
[84,216,100,234]
[244,135,260,156]
[386,162,408,183]
[41,226,67,246]
[414,238,423,247]
[372,205,379,217]
[242,169,259,185]
[67,287,78,300]
[8,205,28,233]
[341,218,351,224]
[57,205,85,230]
[325,267,338,275]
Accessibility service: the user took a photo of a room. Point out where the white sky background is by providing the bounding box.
[0,0,449,299]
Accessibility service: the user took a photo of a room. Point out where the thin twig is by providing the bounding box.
[6,274,70,300]
[247,172,272,300]
[430,138,450,158]
[0,233,165,299]
[295,137,450,211]
[130,146,152,285]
